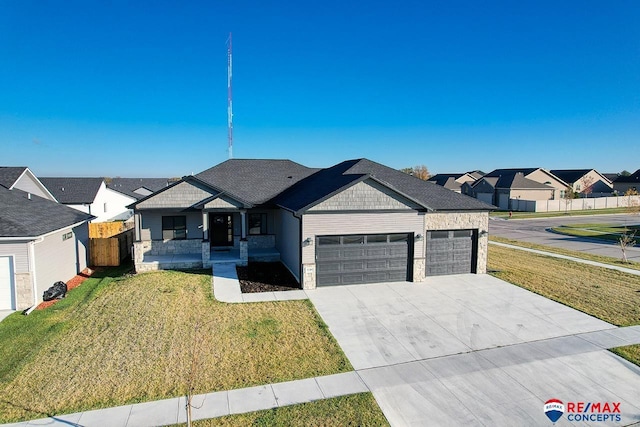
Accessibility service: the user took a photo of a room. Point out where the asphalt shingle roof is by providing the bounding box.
[0,167,27,189]
[195,159,318,205]
[106,178,170,200]
[274,159,494,212]
[40,177,104,204]
[550,169,593,184]
[0,187,93,237]
[613,169,640,184]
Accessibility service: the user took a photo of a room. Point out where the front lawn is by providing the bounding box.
[489,236,640,271]
[182,393,389,426]
[488,244,640,365]
[0,268,351,423]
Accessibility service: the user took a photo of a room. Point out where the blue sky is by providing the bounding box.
[0,0,638,177]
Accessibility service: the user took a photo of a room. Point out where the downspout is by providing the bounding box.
[24,236,44,315]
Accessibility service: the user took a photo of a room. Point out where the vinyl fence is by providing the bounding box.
[510,195,640,212]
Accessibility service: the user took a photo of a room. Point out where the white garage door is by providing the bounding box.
[0,256,15,310]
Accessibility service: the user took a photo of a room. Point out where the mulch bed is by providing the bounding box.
[236,262,300,293]
[36,268,97,310]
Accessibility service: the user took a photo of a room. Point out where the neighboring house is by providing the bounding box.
[428,173,478,193]
[550,169,613,197]
[612,169,640,194]
[468,172,555,210]
[41,177,135,222]
[603,173,620,183]
[106,178,171,200]
[0,186,93,311]
[0,167,57,201]
[130,158,494,289]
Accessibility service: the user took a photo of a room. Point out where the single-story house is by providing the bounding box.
[0,166,57,201]
[130,158,494,289]
[428,172,479,193]
[612,169,640,195]
[41,177,137,222]
[0,186,93,311]
[550,169,613,197]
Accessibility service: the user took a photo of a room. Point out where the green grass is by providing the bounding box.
[490,207,633,219]
[551,223,640,243]
[489,236,640,271]
[0,267,352,423]
[177,393,389,426]
[488,244,640,366]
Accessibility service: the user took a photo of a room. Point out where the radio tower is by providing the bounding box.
[227,32,233,159]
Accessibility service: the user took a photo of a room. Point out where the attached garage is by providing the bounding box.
[316,233,412,286]
[426,229,476,276]
[0,256,15,310]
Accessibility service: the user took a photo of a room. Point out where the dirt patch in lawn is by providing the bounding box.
[237,262,300,293]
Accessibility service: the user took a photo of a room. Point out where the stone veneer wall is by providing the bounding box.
[15,272,33,310]
[413,258,425,282]
[247,235,276,249]
[423,211,489,274]
[139,239,203,256]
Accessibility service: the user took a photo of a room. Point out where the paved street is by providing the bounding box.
[489,214,640,262]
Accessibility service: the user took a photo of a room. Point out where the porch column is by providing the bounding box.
[239,209,248,266]
[240,209,247,239]
[134,213,141,241]
[202,211,209,241]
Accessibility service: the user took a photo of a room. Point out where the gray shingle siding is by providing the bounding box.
[136,181,217,209]
[308,179,421,211]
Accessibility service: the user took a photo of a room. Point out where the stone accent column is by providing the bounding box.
[202,242,211,268]
[477,232,488,274]
[301,264,316,290]
[239,240,248,266]
[413,258,425,282]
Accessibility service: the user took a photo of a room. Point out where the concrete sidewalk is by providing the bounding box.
[490,241,640,276]
[1,372,369,427]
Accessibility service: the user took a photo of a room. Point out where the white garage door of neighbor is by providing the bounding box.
[0,256,15,310]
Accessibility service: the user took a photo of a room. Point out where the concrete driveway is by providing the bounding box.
[489,213,640,262]
[307,275,640,426]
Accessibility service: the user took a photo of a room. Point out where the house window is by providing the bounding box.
[248,213,267,235]
[162,216,186,240]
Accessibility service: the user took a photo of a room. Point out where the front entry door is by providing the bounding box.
[211,214,233,246]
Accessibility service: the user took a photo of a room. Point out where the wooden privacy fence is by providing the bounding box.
[89,221,132,238]
[89,222,135,266]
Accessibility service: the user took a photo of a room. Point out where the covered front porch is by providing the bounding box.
[133,208,281,272]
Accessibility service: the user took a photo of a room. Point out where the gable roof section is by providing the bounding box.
[274,159,493,213]
[106,178,170,200]
[40,177,104,204]
[428,173,466,186]
[133,177,231,210]
[484,168,565,188]
[549,169,593,185]
[0,167,28,189]
[195,159,318,205]
[507,173,554,189]
[0,187,93,238]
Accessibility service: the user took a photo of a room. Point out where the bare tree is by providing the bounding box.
[400,165,431,180]
[563,185,576,214]
[619,229,637,263]
[579,175,595,198]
